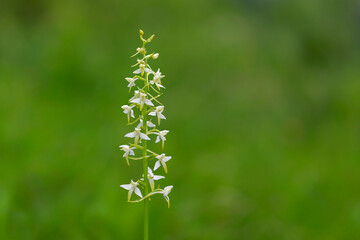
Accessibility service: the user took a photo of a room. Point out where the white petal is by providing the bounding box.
[133,69,141,74]
[153,175,165,180]
[154,161,161,171]
[125,132,135,138]
[145,100,154,106]
[147,121,155,128]
[134,187,143,198]
[148,111,156,116]
[140,133,150,140]
[120,184,132,190]
[164,156,172,162]
[155,136,160,143]
[159,113,166,120]
[131,98,141,104]
[130,110,135,118]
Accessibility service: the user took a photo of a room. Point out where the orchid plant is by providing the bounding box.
[119,30,173,240]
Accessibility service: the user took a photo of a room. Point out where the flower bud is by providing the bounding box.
[152,53,159,59]
[147,34,155,42]
[139,29,146,42]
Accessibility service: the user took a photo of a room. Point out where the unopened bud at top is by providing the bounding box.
[147,34,155,42]
[152,53,159,59]
[139,29,146,42]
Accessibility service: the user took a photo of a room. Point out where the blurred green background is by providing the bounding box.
[1,0,360,239]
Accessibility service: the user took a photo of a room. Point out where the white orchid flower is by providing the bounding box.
[149,69,165,89]
[125,127,151,145]
[125,77,138,90]
[162,185,173,207]
[130,92,154,110]
[149,106,166,125]
[120,180,143,201]
[121,105,135,122]
[133,60,151,76]
[154,130,169,149]
[137,119,156,129]
[119,144,135,165]
[154,153,172,173]
[129,90,140,103]
[150,185,173,207]
[147,167,165,191]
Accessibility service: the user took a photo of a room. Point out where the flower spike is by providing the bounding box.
[119,30,174,239]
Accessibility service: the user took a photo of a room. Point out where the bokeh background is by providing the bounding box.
[1,0,360,239]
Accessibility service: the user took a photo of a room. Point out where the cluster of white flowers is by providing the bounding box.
[119,30,173,207]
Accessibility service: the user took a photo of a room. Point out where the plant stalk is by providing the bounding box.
[142,60,150,240]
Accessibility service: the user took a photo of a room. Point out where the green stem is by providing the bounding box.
[142,44,150,240]
[143,134,149,240]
